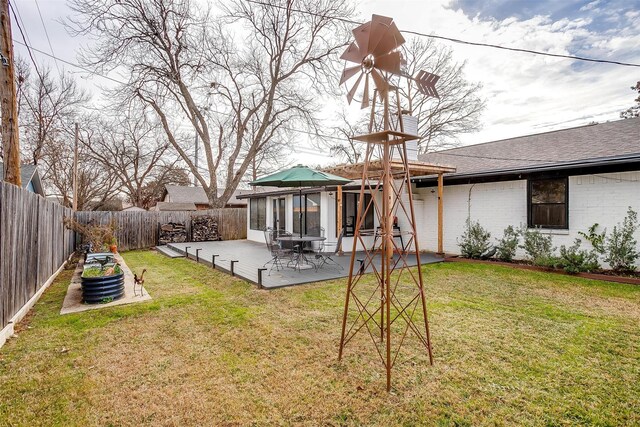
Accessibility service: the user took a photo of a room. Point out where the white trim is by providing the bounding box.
[0,255,71,349]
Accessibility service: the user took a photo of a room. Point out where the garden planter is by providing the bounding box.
[81,257,125,304]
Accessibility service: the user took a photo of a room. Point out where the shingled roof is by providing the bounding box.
[419,117,640,177]
[163,185,247,206]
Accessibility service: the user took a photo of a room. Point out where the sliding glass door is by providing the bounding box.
[272,198,286,231]
[293,193,321,236]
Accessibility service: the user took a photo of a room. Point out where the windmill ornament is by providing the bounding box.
[339,15,439,108]
[337,14,441,391]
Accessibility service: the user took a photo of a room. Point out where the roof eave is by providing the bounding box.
[412,153,640,183]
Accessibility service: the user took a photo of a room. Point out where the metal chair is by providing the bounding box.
[263,228,293,274]
[314,229,345,270]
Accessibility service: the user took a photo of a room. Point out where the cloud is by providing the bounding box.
[357,0,640,146]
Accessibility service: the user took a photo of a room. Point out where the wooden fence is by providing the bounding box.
[0,182,75,332]
[74,208,247,251]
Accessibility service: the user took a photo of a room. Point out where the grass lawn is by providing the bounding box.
[1,250,639,426]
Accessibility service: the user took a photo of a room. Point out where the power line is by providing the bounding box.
[243,0,640,68]
[33,0,61,75]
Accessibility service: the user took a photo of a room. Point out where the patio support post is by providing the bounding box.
[337,185,343,254]
[257,268,267,288]
[230,260,238,276]
[437,173,444,256]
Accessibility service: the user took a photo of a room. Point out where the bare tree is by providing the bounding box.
[620,81,640,119]
[80,110,188,208]
[321,109,367,165]
[139,166,192,209]
[16,61,89,165]
[14,60,118,208]
[401,37,485,153]
[316,36,485,163]
[67,0,354,207]
[41,136,118,209]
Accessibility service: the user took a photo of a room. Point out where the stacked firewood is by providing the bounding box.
[159,222,188,244]
[192,216,222,242]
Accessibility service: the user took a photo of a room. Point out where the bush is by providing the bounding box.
[604,207,639,273]
[558,239,600,274]
[458,220,494,259]
[519,227,556,266]
[495,225,519,262]
[578,223,606,254]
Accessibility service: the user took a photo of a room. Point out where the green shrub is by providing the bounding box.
[604,207,639,273]
[458,220,493,259]
[519,227,556,266]
[578,223,606,254]
[558,239,600,274]
[495,225,519,262]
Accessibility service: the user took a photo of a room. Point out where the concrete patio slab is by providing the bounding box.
[165,240,442,289]
[60,253,151,315]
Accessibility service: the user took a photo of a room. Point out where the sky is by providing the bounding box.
[11,0,640,167]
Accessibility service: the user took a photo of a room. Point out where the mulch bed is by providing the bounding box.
[445,256,640,286]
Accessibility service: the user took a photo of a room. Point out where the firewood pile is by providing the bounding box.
[159,222,188,245]
[192,216,222,242]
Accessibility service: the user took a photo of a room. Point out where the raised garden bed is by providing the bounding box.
[445,256,640,286]
[81,257,125,304]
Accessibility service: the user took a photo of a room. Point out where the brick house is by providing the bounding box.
[414,117,640,263]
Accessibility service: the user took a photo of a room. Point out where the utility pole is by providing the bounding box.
[72,123,78,210]
[0,0,21,186]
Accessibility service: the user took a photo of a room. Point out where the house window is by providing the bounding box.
[293,193,321,236]
[528,177,568,229]
[342,193,374,237]
[250,197,267,230]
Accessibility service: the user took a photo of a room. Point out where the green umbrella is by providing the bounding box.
[250,164,352,237]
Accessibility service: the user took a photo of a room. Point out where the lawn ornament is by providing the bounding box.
[337,14,441,391]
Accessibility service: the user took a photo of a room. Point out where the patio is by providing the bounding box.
[160,240,442,289]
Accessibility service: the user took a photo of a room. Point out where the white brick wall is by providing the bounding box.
[414,171,640,266]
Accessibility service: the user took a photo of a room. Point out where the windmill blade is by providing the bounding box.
[361,74,370,109]
[352,21,372,59]
[341,41,364,63]
[346,72,364,105]
[340,65,362,85]
[371,22,405,57]
[414,70,440,98]
[374,51,401,75]
[367,15,394,56]
[370,68,388,97]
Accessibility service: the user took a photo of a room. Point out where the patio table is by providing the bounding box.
[277,236,326,271]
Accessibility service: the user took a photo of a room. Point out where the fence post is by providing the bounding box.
[195,248,201,263]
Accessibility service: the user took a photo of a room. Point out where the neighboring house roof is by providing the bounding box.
[164,185,209,204]
[418,118,640,179]
[122,206,147,212]
[154,202,198,211]
[163,185,247,206]
[0,163,44,196]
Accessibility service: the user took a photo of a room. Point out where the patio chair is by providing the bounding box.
[314,229,344,270]
[263,228,293,275]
